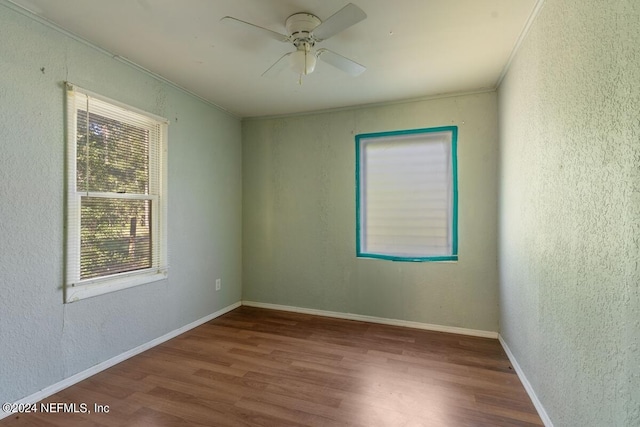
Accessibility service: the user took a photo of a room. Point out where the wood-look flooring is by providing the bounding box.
[1,306,542,426]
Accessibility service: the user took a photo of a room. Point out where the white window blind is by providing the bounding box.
[65,84,168,302]
[356,127,458,261]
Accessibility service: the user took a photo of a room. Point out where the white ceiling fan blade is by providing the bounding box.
[317,48,366,76]
[221,16,290,43]
[312,3,367,41]
[262,52,292,77]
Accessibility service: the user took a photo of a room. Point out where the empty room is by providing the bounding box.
[0,0,637,426]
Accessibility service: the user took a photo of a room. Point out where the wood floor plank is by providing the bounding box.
[126,407,209,427]
[1,307,542,426]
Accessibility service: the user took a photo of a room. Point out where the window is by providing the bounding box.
[65,84,168,302]
[356,126,458,262]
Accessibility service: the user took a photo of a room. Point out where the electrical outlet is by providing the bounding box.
[215,279,221,291]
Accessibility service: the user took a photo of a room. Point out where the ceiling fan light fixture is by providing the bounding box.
[223,3,367,78]
[289,49,316,75]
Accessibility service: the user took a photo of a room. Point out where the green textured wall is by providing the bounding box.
[242,92,500,332]
[498,0,640,425]
[0,3,242,405]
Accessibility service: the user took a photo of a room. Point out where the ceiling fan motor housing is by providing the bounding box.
[286,13,321,47]
[223,3,367,78]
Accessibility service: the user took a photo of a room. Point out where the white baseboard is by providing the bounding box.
[242,300,498,339]
[1,301,241,421]
[498,335,554,427]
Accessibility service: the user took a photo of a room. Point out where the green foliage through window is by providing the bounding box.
[76,111,149,194]
[76,110,153,280]
[80,197,152,279]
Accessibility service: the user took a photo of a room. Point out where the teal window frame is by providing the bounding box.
[355,126,458,262]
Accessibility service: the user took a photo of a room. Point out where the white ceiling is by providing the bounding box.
[9,0,538,118]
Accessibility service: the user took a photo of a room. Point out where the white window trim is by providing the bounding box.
[65,83,169,303]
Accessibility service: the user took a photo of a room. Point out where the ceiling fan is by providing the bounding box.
[221,3,367,79]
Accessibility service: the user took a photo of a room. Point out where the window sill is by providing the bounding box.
[357,253,458,262]
[65,269,168,303]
